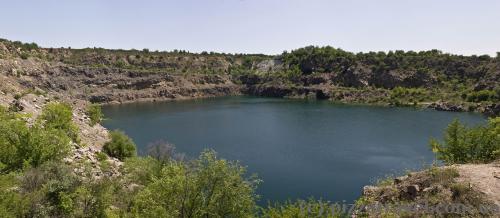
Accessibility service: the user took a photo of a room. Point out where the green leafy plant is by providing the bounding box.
[96,152,108,162]
[103,130,137,161]
[131,150,260,217]
[86,104,103,126]
[39,102,79,142]
[19,53,29,60]
[262,199,345,218]
[430,118,500,164]
[466,90,499,102]
[0,106,72,172]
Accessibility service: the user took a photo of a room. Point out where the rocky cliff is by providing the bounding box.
[1,39,498,116]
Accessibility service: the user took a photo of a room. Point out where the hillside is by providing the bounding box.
[0,39,498,116]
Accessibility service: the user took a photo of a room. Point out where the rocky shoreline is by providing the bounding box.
[1,39,498,117]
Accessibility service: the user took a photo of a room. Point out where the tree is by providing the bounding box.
[430,118,500,164]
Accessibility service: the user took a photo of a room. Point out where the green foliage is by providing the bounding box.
[0,106,71,172]
[85,104,103,126]
[76,150,263,217]
[123,157,162,186]
[283,46,356,74]
[276,65,302,81]
[96,152,108,162]
[430,118,500,164]
[0,161,126,218]
[103,130,137,161]
[114,60,128,68]
[389,87,428,105]
[0,172,22,217]
[131,150,260,218]
[261,199,345,217]
[20,53,29,60]
[40,102,79,142]
[465,90,499,102]
[12,41,39,51]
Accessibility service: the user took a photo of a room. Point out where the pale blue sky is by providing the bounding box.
[1,0,499,55]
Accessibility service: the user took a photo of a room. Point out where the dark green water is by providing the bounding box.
[102,97,485,203]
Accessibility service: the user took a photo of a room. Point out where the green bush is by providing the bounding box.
[131,150,259,217]
[86,104,103,126]
[0,172,23,217]
[466,90,499,102]
[19,53,29,60]
[123,157,163,186]
[282,46,356,74]
[96,152,108,162]
[0,161,123,217]
[12,41,39,51]
[0,107,71,172]
[114,60,127,68]
[39,102,79,142]
[262,199,345,217]
[389,87,427,103]
[103,130,137,161]
[430,118,500,164]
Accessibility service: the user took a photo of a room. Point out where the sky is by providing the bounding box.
[1,0,499,56]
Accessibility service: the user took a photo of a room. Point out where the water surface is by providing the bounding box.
[102,97,485,203]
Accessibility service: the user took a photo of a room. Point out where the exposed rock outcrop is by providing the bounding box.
[427,101,466,112]
[359,166,500,216]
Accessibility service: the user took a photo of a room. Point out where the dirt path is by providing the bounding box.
[455,161,500,207]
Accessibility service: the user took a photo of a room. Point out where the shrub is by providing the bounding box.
[10,162,121,217]
[39,102,79,142]
[0,107,71,172]
[123,157,162,186]
[466,90,499,102]
[131,150,259,217]
[282,46,356,74]
[389,87,427,103]
[19,53,29,60]
[96,152,108,162]
[103,130,137,161]
[114,60,127,68]
[262,199,345,217]
[430,118,500,164]
[86,104,103,126]
[12,41,39,51]
[0,172,22,217]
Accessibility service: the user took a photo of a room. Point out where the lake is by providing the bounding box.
[102,96,485,204]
